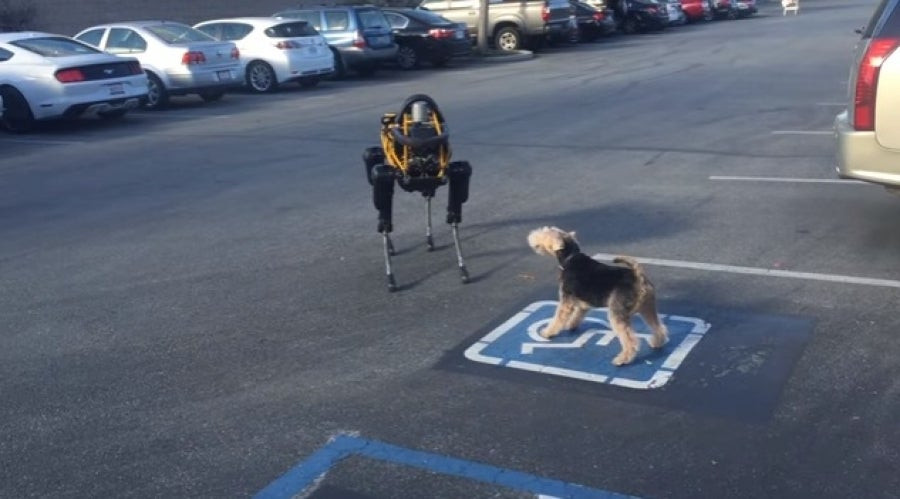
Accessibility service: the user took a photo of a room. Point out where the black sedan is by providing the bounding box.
[571,1,617,42]
[382,8,471,70]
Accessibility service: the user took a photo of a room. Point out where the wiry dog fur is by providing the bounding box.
[527,226,668,366]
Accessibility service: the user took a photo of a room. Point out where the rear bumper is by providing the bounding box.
[834,110,900,187]
[340,45,399,67]
[61,96,143,118]
[166,67,241,93]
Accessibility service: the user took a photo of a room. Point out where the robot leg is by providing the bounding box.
[372,164,397,291]
[446,161,472,283]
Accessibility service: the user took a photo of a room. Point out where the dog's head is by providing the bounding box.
[527,226,578,257]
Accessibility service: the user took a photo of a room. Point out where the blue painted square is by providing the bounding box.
[465,301,710,389]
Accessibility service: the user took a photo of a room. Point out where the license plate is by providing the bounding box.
[454,30,465,40]
[306,46,318,55]
[108,83,124,95]
[369,35,387,46]
[216,70,232,81]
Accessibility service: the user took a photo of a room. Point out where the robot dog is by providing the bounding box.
[363,94,472,292]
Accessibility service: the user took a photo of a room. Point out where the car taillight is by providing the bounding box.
[275,40,297,49]
[648,6,658,13]
[854,37,900,131]
[128,61,142,75]
[55,68,85,83]
[231,47,240,59]
[428,28,455,39]
[353,31,367,49]
[593,11,605,21]
[181,51,206,65]
[542,4,550,22]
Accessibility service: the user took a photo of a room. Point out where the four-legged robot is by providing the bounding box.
[363,94,472,291]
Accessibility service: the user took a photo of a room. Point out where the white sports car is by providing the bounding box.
[0,32,148,133]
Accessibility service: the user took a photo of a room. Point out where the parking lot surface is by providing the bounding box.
[2,1,899,497]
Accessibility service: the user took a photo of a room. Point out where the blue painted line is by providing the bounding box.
[255,434,637,499]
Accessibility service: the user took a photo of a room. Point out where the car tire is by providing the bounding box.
[144,72,169,110]
[0,86,35,133]
[199,90,225,102]
[299,76,320,88]
[246,61,278,93]
[397,45,419,70]
[330,49,346,79]
[494,26,522,52]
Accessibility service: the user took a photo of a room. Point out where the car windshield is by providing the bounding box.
[145,24,216,44]
[265,22,319,38]
[358,9,389,29]
[10,36,100,57]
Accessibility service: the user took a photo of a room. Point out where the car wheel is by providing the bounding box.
[144,72,169,110]
[199,90,225,102]
[299,76,320,88]
[396,45,419,70]
[246,61,278,93]
[330,49,346,79]
[0,86,35,133]
[494,26,522,52]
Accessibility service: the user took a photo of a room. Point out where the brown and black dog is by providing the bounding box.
[527,226,668,366]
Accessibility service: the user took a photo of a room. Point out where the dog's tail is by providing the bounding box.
[614,256,649,311]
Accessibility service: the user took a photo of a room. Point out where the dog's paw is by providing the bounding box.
[649,335,668,349]
[539,328,558,339]
[612,353,632,366]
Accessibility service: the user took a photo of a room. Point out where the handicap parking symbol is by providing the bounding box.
[465,301,710,389]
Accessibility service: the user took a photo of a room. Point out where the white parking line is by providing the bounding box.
[592,253,900,289]
[710,175,866,184]
[771,130,833,135]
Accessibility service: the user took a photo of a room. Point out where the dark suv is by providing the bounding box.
[274,5,397,76]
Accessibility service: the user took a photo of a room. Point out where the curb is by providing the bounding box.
[465,49,535,64]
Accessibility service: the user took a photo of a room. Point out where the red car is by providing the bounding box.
[680,0,712,22]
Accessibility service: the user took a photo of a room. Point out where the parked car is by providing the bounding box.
[661,0,688,24]
[194,17,333,92]
[834,0,900,193]
[710,0,738,19]
[0,31,147,132]
[75,21,241,110]
[680,0,714,22]
[381,8,470,70]
[273,5,397,77]
[607,0,669,33]
[418,0,573,51]
[734,0,758,17]
[570,1,617,42]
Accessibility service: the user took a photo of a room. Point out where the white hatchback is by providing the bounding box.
[194,17,334,93]
[0,32,147,132]
[75,21,241,110]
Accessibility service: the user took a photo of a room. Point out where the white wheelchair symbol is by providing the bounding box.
[521,317,661,354]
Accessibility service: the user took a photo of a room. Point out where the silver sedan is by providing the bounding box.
[75,21,241,110]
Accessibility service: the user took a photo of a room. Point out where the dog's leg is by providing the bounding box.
[564,305,589,331]
[638,290,668,349]
[542,292,575,339]
[608,306,639,366]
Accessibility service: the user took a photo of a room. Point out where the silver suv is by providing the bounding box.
[273,5,397,77]
[834,0,900,193]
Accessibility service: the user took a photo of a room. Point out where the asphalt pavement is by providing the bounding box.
[2,0,899,497]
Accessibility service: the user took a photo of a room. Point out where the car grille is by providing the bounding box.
[77,62,140,81]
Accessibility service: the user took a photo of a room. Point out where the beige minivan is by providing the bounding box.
[834,0,900,194]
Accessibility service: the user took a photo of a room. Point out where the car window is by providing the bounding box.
[10,36,101,57]
[145,24,215,44]
[221,23,254,40]
[384,12,409,29]
[194,23,221,39]
[357,9,389,29]
[407,9,454,24]
[873,0,900,37]
[265,22,319,38]
[0,47,13,62]
[323,11,350,31]
[75,28,104,47]
[276,11,322,30]
[106,28,147,53]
